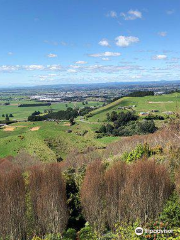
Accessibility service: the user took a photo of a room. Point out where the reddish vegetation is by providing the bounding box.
[29,163,68,235]
[125,160,173,224]
[80,161,106,232]
[105,161,129,228]
[81,159,173,230]
[0,167,26,239]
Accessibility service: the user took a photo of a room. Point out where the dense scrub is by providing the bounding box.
[0,121,180,239]
[98,111,156,136]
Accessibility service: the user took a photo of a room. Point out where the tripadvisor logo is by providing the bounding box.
[135,227,143,235]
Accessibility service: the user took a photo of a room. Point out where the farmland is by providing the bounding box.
[0,92,179,160]
[89,92,180,122]
[1,90,180,240]
[0,99,102,121]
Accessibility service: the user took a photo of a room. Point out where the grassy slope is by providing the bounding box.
[89,93,180,122]
[1,93,179,161]
[0,121,109,161]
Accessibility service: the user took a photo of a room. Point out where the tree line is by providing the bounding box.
[1,156,179,239]
[98,111,156,136]
[28,107,94,122]
[127,91,154,97]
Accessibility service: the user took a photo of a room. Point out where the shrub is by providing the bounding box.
[126,160,174,224]
[160,193,180,227]
[105,161,129,228]
[80,161,106,233]
[0,168,26,240]
[78,224,97,240]
[62,229,76,240]
[29,164,68,235]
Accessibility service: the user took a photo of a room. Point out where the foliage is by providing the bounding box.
[160,193,180,227]
[64,168,85,230]
[79,106,95,116]
[99,111,156,136]
[138,120,156,134]
[127,90,154,97]
[62,229,76,240]
[78,223,98,240]
[19,103,51,107]
[142,220,179,240]
[121,143,163,163]
[114,222,140,240]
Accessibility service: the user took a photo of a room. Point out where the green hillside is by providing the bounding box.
[0,120,114,161]
[88,93,180,122]
[1,93,180,161]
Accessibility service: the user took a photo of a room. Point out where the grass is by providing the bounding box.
[0,100,102,121]
[89,93,180,122]
[1,93,180,161]
[0,120,112,161]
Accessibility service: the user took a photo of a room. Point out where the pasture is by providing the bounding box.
[89,93,180,122]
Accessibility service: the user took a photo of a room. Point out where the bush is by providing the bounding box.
[78,224,97,240]
[44,234,62,240]
[160,193,180,227]
[138,120,156,134]
[62,229,76,240]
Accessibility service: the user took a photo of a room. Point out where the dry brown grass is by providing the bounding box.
[30,126,40,131]
[3,126,16,131]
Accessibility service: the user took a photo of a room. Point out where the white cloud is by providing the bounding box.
[166,10,174,15]
[115,36,139,47]
[89,52,121,57]
[47,65,62,71]
[44,40,59,46]
[102,58,110,61]
[106,11,117,18]
[68,69,77,73]
[152,55,167,60]
[8,52,13,55]
[158,31,167,37]
[75,61,87,64]
[47,53,57,58]
[120,10,142,20]
[24,65,45,71]
[98,39,110,47]
[60,41,68,46]
[0,65,20,72]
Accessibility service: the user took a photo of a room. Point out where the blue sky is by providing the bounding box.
[0,0,179,87]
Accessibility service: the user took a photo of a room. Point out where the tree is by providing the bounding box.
[29,163,68,235]
[110,111,118,122]
[0,167,26,239]
[126,160,173,224]
[105,161,129,228]
[80,161,106,233]
[70,117,75,126]
[9,113,14,117]
[2,114,5,117]
[139,120,156,134]
[99,125,106,134]
[5,114,9,122]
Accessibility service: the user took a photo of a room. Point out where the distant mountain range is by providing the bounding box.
[1,80,180,91]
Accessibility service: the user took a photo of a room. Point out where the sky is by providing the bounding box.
[0,0,180,87]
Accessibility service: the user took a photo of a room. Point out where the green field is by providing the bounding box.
[0,120,113,161]
[0,93,180,161]
[0,100,102,121]
[89,93,180,122]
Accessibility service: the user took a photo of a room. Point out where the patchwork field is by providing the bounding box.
[0,93,180,161]
[89,93,180,122]
[0,100,102,121]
